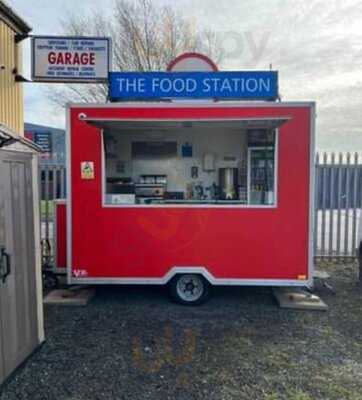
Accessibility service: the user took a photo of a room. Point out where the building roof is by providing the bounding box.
[25,122,65,135]
[0,0,31,34]
[0,123,41,151]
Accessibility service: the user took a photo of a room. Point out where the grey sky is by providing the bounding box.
[8,0,362,150]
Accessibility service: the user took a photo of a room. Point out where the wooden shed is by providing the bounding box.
[0,124,44,385]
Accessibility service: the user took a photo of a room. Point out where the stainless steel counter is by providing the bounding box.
[146,199,247,205]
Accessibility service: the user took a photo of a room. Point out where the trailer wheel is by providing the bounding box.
[169,274,210,305]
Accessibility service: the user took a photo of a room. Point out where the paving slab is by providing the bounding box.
[273,287,328,311]
[44,288,96,306]
[314,269,331,279]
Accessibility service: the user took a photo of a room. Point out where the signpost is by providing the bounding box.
[108,71,278,101]
[31,36,112,83]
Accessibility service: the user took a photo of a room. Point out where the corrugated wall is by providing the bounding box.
[0,19,24,135]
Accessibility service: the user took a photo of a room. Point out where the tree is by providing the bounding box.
[48,0,224,105]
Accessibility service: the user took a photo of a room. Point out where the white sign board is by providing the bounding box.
[31,36,112,83]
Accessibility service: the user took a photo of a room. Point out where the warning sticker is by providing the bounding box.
[81,161,95,179]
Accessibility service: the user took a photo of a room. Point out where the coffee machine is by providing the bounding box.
[219,168,239,200]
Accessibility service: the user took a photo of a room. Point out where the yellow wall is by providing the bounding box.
[0,19,23,135]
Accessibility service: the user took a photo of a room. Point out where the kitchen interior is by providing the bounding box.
[103,121,276,206]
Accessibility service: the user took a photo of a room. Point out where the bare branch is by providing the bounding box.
[47,0,224,106]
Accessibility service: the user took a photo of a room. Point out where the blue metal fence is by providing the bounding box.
[315,152,361,259]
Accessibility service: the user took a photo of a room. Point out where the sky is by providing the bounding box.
[8,0,362,151]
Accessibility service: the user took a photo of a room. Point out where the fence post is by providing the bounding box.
[336,153,343,259]
[314,152,320,257]
[344,153,351,261]
[328,153,335,257]
[320,152,328,257]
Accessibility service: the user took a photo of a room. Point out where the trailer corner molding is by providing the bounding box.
[31,35,112,83]
[108,70,278,101]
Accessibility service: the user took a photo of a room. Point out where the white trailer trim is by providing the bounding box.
[308,103,316,287]
[32,153,45,343]
[67,101,316,109]
[69,266,309,287]
[66,106,72,285]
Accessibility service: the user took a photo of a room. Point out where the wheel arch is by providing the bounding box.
[163,267,214,285]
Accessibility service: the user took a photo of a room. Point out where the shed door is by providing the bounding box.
[0,150,38,384]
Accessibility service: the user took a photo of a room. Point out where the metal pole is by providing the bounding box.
[60,166,65,198]
[314,152,320,257]
[329,153,335,258]
[320,152,328,258]
[344,153,351,259]
[336,153,343,258]
[352,153,358,254]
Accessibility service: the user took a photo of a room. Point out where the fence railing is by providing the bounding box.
[314,152,362,260]
[40,153,362,266]
[40,165,66,266]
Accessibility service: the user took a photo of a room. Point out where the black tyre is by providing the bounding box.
[42,271,59,290]
[169,274,211,305]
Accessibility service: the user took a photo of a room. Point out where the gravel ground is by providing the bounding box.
[1,263,362,400]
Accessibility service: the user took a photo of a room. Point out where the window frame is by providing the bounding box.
[247,145,277,206]
[101,128,279,209]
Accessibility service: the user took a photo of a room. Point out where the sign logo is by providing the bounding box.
[167,52,218,72]
[31,36,112,83]
[81,162,95,180]
[109,71,278,101]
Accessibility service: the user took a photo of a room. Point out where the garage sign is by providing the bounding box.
[31,36,112,83]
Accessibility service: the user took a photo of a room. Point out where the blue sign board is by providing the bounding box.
[109,71,278,101]
[34,132,52,153]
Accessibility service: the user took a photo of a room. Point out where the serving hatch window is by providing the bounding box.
[102,122,277,207]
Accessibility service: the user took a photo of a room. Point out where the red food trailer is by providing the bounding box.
[55,54,316,304]
[51,53,315,304]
